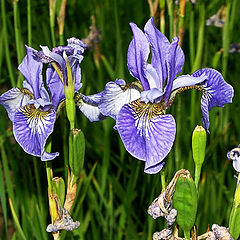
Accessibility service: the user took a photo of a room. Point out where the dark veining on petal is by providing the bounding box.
[21,88,35,99]
[129,99,165,119]
[167,85,204,109]
[20,104,52,120]
[121,80,143,92]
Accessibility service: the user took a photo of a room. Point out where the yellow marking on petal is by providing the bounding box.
[20,104,51,120]
[20,88,34,99]
[167,85,205,109]
[121,81,143,92]
[130,99,165,119]
[176,85,204,94]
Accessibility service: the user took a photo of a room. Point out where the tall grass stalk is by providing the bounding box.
[27,0,32,46]
[1,0,16,87]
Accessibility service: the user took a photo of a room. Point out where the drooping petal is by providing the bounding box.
[117,99,176,174]
[164,37,182,103]
[46,66,65,110]
[18,46,44,99]
[71,62,83,92]
[78,93,106,122]
[0,88,33,121]
[41,46,65,68]
[99,80,142,120]
[127,22,150,90]
[192,68,234,131]
[13,104,58,160]
[144,17,170,90]
[41,151,59,161]
[144,114,176,174]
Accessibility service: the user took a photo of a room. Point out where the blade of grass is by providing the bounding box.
[1,0,16,87]
[9,198,27,240]
[27,0,32,46]
[0,142,17,214]
[0,160,8,238]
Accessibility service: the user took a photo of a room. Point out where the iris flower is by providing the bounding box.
[79,18,233,174]
[36,37,87,110]
[0,38,86,160]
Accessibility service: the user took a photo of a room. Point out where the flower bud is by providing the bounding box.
[192,125,207,166]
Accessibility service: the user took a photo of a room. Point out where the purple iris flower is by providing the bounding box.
[0,46,59,160]
[79,18,233,174]
[0,38,86,161]
[36,37,87,109]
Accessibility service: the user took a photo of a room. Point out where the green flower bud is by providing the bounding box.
[52,177,65,206]
[192,125,207,166]
[173,172,197,233]
[192,125,207,189]
[69,129,85,177]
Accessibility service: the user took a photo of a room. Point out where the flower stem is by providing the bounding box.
[45,161,53,195]
[166,0,173,40]
[184,230,191,240]
[159,0,165,34]
[27,0,32,46]
[49,0,56,47]
[13,0,24,88]
[194,164,202,190]
[1,0,16,87]
[160,169,166,190]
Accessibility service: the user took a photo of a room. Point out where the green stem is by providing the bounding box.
[27,0,32,46]
[49,0,56,47]
[59,35,64,46]
[159,0,165,34]
[160,169,166,190]
[13,0,24,87]
[222,3,230,79]
[9,199,27,240]
[194,164,202,190]
[1,0,16,87]
[184,230,191,240]
[167,0,173,40]
[191,3,205,72]
[190,3,205,129]
[0,143,17,213]
[189,6,195,67]
[13,0,22,65]
[45,161,53,195]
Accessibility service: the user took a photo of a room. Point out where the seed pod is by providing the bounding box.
[69,129,85,177]
[52,177,65,206]
[172,172,197,232]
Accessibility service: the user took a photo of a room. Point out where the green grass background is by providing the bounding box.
[0,0,240,239]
